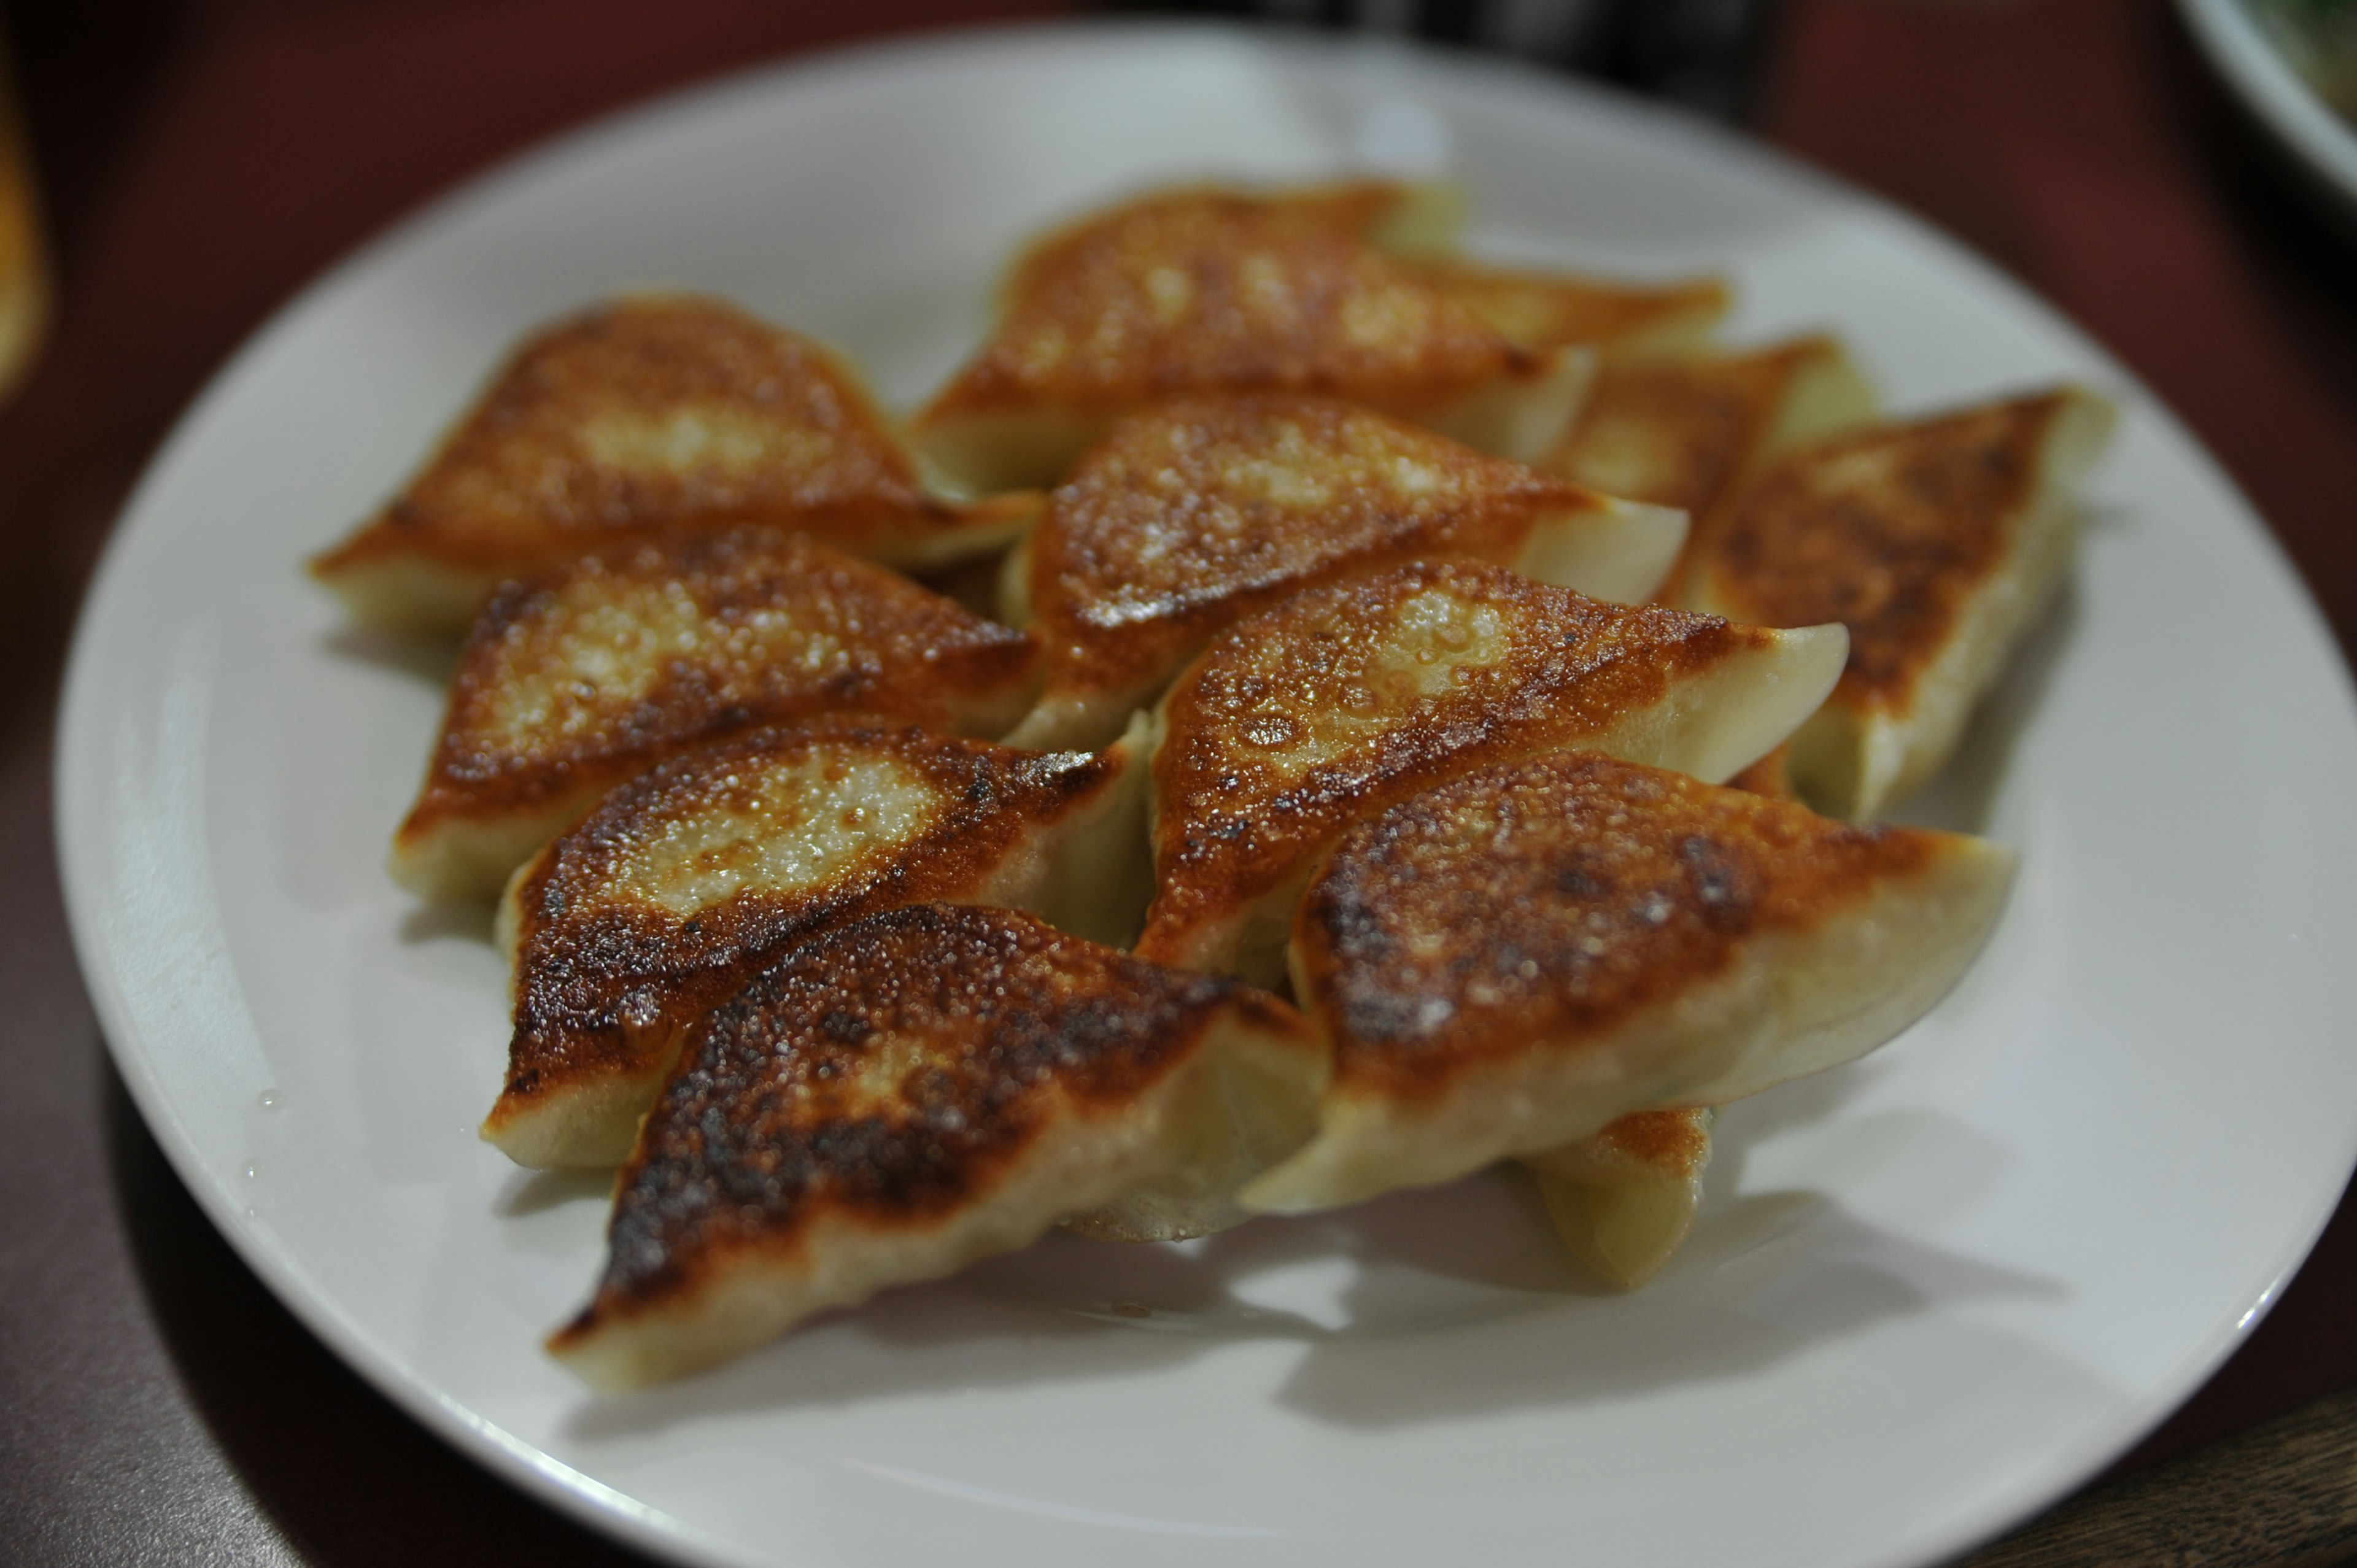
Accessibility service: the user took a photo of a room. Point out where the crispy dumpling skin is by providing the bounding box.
[1137,561,1847,983]
[483,719,1153,1170]
[1516,740,1785,1286]
[391,527,1040,902]
[311,296,1036,631]
[1547,336,1876,548]
[1522,1107,1715,1288]
[1682,385,2115,819]
[1000,395,1686,751]
[1418,261,1728,360]
[910,185,1589,494]
[1242,752,2013,1214]
[548,903,1319,1390]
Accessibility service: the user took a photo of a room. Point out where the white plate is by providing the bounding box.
[2180,0,2357,227]
[56,21,2357,1568]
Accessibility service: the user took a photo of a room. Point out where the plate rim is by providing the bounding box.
[2178,0,2357,217]
[52,18,2357,1568]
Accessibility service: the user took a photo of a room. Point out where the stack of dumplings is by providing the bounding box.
[311,177,2112,1389]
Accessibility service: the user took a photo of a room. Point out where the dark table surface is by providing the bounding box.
[2,0,2353,1562]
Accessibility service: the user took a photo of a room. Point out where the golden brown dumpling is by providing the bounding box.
[312,296,1035,630]
[390,527,1038,902]
[1137,561,1843,983]
[1001,395,1686,751]
[910,185,1590,493]
[1244,752,2013,1213]
[1681,386,2114,819]
[548,904,1318,1389]
[484,719,1150,1169]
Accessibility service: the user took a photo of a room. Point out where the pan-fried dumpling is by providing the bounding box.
[311,296,1037,631]
[1242,751,2013,1214]
[1137,561,1846,983]
[1418,261,1728,360]
[1681,386,2115,819]
[908,185,1590,494]
[1515,741,1790,1286]
[1522,1108,1715,1288]
[482,719,1151,1169]
[1547,336,1875,541]
[1001,396,1686,751]
[548,903,1318,1389]
[391,527,1039,902]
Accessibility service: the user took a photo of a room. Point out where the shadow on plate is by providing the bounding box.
[103,1054,659,1567]
[563,1084,2055,1440]
[325,623,462,686]
[400,897,497,946]
[499,1165,619,1218]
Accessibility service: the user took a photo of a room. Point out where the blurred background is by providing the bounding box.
[1,1,2353,1563]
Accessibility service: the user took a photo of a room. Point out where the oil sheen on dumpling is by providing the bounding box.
[312,295,1037,631]
[484,718,1151,1169]
[548,904,1318,1390]
[1242,751,2013,1213]
[1514,743,1794,1287]
[910,183,1590,493]
[392,527,1039,902]
[1000,395,1686,751]
[1137,561,1845,983]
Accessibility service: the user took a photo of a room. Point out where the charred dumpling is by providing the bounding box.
[1681,386,2115,819]
[910,184,1591,493]
[1002,395,1687,750]
[484,719,1151,1169]
[1243,751,2013,1214]
[549,903,1318,1389]
[1138,561,1845,983]
[312,296,1037,630]
[391,527,1039,902]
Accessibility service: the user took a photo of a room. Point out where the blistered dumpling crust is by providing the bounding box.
[391,527,1038,900]
[1296,754,1942,1105]
[929,190,1525,421]
[1139,562,1824,976]
[312,296,1031,627]
[486,722,1146,1167]
[1006,395,1636,748]
[549,904,1311,1386]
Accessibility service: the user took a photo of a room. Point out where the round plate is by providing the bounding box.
[56,21,2357,1568]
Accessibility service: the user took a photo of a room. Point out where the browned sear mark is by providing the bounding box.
[401,527,1035,838]
[557,903,1286,1326]
[497,724,1121,1121]
[1030,395,1602,701]
[1704,393,2070,707]
[315,295,981,582]
[926,188,1523,420]
[1298,752,1938,1101]
[1145,561,1760,944]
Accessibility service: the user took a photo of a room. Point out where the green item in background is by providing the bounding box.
[2251,0,2357,118]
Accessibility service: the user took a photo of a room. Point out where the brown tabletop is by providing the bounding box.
[2,0,2351,1561]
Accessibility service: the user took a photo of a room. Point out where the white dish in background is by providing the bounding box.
[2180,0,2357,225]
[54,22,2357,1568]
